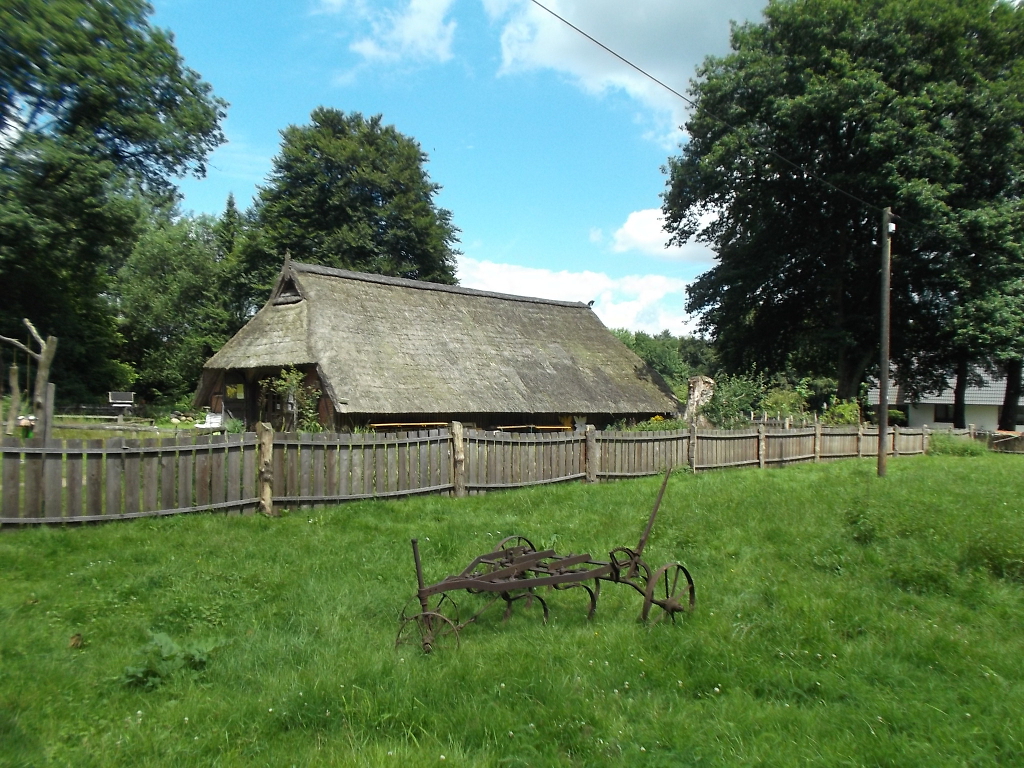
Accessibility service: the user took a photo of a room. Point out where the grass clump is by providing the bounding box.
[2,454,1024,765]
[928,431,989,456]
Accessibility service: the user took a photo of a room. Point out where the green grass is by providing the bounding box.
[3,455,1024,766]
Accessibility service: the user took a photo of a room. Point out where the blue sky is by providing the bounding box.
[151,0,767,333]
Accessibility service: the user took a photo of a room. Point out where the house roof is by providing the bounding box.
[867,370,1008,406]
[203,261,679,416]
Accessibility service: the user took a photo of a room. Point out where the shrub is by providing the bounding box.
[702,372,766,428]
[821,400,861,425]
[928,432,987,456]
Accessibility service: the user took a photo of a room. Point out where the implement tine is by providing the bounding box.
[635,467,672,558]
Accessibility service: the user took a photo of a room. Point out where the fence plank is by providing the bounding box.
[178,435,194,512]
[122,438,141,516]
[86,439,103,517]
[21,437,43,518]
[194,435,211,509]
[161,438,176,511]
[210,435,227,506]
[2,438,20,519]
[312,434,326,504]
[242,435,257,513]
[105,438,123,517]
[43,440,63,518]
[65,439,83,518]
[141,438,160,513]
[227,433,242,506]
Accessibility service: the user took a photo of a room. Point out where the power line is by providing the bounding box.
[527,0,887,217]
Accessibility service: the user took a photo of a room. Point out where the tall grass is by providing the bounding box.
[2,455,1024,766]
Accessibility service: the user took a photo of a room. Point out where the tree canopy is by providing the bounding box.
[663,0,1024,400]
[238,108,459,309]
[0,0,226,401]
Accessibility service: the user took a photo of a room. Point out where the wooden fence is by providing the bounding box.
[0,423,931,525]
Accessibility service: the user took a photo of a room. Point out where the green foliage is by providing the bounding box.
[121,631,221,690]
[612,329,719,402]
[760,387,806,418]
[113,208,238,403]
[4,457,1024,764]
[268,366,322,432]
[0,0,225,400]
[702,372,766,428]
[821,400,862,426]
[240,108,459,311]
[928,432,988,457]
[629,415,688,432]
[665,0,1024,399]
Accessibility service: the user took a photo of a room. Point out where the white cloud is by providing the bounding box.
[347,0,458,63]
[456,255,697,334]
[610,208,715,265]
[487,0,765,143]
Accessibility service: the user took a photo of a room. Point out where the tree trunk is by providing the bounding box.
[32,336,58,421]
[998,358,1022,432]
[836,349,874,401]
[5,365,20,436]
[953,358,968,429]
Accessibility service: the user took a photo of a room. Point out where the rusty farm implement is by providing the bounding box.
[397,469,695,652]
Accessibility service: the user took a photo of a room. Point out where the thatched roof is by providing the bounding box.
[203,261,679,417]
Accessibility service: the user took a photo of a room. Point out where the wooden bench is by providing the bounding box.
[108,391,134,422]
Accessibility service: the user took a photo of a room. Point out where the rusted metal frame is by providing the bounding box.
[634,466,671,558]
[400,467,693,650]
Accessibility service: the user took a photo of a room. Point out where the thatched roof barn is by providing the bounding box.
[195,260,679,430]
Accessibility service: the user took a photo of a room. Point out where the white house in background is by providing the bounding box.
[867,371,1020,432]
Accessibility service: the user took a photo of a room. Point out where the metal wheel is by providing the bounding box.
[609,546,652,587]
[396,593,461,653]
[496,535,538,557]
[640,563,695,623]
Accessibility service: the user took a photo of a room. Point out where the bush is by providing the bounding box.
[702,372,766,428]
[821,400,861,425]
[928,432,988,456]
[760,387,806,418]
[632,415,688,431]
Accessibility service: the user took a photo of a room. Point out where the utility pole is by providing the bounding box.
[878,207,893,478]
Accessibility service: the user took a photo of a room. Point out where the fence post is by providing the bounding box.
[688,423,698,472]
[758,423,766,469]
[814,421,821,463]
[257,422,276,517]
[968,423,976,439]
[451,421,467,498]
[41,382,55,443]
[585,425,598,483]
[922,425,930,454]
[857,424,863,458]
[893,424,900,456]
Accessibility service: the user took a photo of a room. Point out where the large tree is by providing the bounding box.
[114,208,236,404]
[664,0,1024,400]
[239,107,459,310]
[0,0,226,400]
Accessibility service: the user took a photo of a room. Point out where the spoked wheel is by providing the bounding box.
[609,547,652,587]
[640,563,695,623]
[495,535,538,558]
[397,593,461,653]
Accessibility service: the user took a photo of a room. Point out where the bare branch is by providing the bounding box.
[22,318,44,349]
[0,334,40,360]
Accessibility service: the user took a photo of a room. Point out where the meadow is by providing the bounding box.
[2,451,1023,766]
